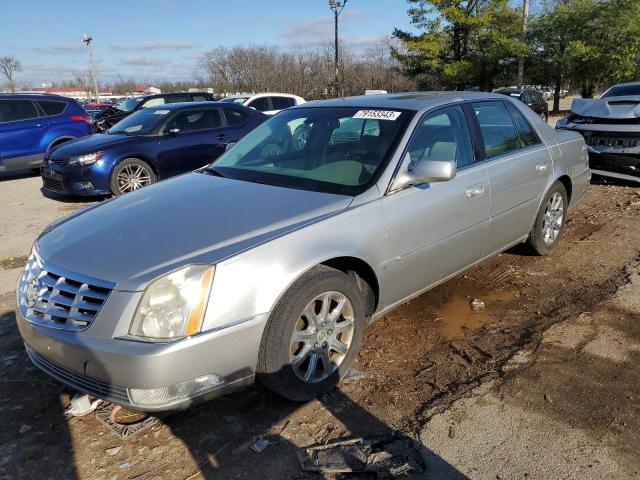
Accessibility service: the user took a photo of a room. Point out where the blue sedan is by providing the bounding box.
[41,102,267,196]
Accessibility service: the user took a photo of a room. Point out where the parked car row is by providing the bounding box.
[16,91,590,411]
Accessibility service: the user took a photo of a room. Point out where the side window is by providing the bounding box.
[535,92,545,103]
[38,100,67,116]
[521,92,531,103]
[506,102,541,147]
[246,97,270,112]
[407,105,474,168]
[169,109,222,133]
[191,95,209,102]
[224,108,249,127]
[165,95,190,104]
[141,97,165,108]
[0,100,39,122]
[271,96,295,110]
[472,101,521,158]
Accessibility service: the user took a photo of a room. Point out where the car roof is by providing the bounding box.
[144,101,227,111]
[609,81,640,87]
[0,93,72,101]
[496,88,524,94]
[297,91,509,111]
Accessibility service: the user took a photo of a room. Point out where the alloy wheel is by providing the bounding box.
[542,192,564,245]
[290,291,355,383]
[117,164,152,193]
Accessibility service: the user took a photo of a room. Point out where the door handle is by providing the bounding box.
[466,184,485,198]
[535,161,548,173]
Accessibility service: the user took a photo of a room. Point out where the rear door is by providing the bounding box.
[0,99,45,169]
[381,105,491,305]
[470,100,551,253]
[156,107,225,175]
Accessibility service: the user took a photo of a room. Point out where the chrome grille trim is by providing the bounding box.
[18,254,114,331]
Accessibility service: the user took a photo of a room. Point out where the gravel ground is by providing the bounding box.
[0,171,639,479]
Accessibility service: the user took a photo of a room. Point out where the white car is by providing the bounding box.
[219,93,306,115]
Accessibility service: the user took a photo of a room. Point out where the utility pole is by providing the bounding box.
[82,33,100,103]
[517,0,530,88]
[329,0,348,97]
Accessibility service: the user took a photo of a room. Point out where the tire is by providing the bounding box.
[110,158,156,196]
[526,182,568,256]
[256,265,366,402]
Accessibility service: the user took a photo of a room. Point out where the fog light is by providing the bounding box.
[127,374,224,408]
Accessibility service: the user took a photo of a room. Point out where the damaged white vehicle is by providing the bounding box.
[557,81,640,183]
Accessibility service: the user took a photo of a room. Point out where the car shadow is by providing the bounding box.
[0,169,39,182]
[160,368,468,479]
[40,187,107,204]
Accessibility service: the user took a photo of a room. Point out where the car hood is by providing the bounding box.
[36,172,352,290]
[49,133,138,158]
[571,95,640,119]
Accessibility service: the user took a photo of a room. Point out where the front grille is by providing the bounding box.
[583,131,640,149]
[42,176,65,192]
[26,347,130,403]
[49,157,67,166]
[18,254,114,331]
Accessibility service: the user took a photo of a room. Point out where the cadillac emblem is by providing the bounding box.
[25,277,41,308]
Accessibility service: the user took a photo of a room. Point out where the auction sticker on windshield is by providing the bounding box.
[353,110,401,121]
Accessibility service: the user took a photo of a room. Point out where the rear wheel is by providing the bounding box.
[257,265,365,401]
[110,158,156,196]
[526,182,567,255]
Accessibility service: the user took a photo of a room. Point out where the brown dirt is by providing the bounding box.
[0,182,639,479]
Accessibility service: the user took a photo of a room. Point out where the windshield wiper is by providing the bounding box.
[204,167,227,178]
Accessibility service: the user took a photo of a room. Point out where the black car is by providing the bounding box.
[94,92,216,132]
[495,88,549,122]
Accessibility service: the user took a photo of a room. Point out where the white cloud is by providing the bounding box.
[111,41,196,51]
[120,56,166,66]
[33,44,84,55]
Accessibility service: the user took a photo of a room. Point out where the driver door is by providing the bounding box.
[381,105,491,306]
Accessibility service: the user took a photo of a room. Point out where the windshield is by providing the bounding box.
[108,108,169,135]
[208,106,413,195]
[601,85,640,98]
[116,97,144,112]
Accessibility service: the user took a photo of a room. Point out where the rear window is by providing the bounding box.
[191,94,210,102]
[271,96,296,110]
[0,100,39,123]
[506,102,541,147]
[224,108,249,127]
[472,101,521,158]
[246,97,270,112]
[38,100,67,116]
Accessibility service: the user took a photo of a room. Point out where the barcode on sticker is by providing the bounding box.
[353,110,401,121]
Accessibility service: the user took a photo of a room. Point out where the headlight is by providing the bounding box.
[67,151,104,166]
[129,265,215,341]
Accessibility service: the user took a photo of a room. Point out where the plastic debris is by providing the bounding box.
[250,437,271,453]
[297,433,426,478]
[64,394,101,417]
[343,368,365,383]
[470,298,485,312]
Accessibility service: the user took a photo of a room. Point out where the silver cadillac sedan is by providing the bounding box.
[16,92,590,411]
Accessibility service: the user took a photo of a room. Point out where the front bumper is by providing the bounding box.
[40,159,112,196]
[588,149,640,183]
[17,310,269,411]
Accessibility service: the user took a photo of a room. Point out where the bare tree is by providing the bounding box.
[0,55,23,92]
[74,70,93,100]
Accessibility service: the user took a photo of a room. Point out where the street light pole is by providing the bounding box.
[82,33,100,103]
[517,0,530,88]
[329,0,348,97]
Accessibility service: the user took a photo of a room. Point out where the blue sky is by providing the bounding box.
[0,0,415,86]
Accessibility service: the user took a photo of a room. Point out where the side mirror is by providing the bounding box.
[392,154,457,190]
[166,128,180,136]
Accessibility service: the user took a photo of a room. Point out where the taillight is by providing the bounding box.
[70,114,93,123]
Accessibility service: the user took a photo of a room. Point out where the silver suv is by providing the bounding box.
[17,92,590,411]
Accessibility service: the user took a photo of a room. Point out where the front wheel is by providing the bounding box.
[110,158,156,196]
[526,182,567,255]
[257,265,366,401]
